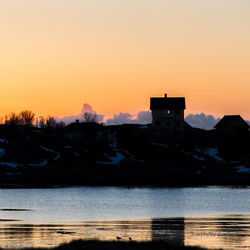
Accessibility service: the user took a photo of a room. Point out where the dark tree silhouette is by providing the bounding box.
[39,116,46,128]
[4,112,65,130]
[83,112,97,123]
[5,113,20,126]
[38,116,65,129]
[19,110,35,127]
[46,116,57,129]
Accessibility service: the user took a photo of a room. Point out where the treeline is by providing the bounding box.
[3,110,65,129]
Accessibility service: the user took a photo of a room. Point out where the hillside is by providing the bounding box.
[0,123,249,187]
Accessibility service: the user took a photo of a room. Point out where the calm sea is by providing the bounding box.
[0,187,250,249]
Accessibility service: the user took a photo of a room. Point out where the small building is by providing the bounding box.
[214,115,249,131]
[150,93,186,129]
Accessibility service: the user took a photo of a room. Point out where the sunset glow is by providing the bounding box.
[0,0,249,119]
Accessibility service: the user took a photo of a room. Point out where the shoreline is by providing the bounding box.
[0,240,208,250]
[0,125,249,189]
[0,183,249,189]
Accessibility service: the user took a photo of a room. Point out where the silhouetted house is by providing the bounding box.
[63,120,105,141]
[65,120,103,133]
[214,115,249,131]
[150,93,186,129]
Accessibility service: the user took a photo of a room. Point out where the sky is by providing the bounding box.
[0,0,249,120]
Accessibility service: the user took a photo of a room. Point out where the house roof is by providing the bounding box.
[150,96,186,110]
[65,121,103,132]
[214,115,249,130]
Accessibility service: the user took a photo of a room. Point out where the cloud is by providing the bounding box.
[81,103,94,113]
[136,111,151,124]
[105,113,136,125]
[81,103,104,123]
[185,113,220,130]
[58,105,249,130]
[58,105,151,126]
[105,111,151,125]
[57,103,104,124]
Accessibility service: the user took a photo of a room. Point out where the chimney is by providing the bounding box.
[75,119,79,124]
[164,93,167,98]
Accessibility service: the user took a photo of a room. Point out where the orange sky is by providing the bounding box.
[0,0,249,120]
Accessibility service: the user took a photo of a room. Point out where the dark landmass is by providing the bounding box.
[0,240,209,250]
[0,123,249,187]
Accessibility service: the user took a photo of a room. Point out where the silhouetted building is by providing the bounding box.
[214,115,249,131]
[150,93,186,129]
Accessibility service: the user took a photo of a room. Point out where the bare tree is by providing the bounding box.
[38,116,65,130]
[19,110,35,127]
[5,112,20,126]
[39,116,46,128]
[46,116,57,129]
[82,112,97,123]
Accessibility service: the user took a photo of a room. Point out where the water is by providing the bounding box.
[0,187,250,249]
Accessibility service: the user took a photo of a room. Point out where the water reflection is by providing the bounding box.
[184,215,250,249]
[0,216,250,249]
[152,218,184,246]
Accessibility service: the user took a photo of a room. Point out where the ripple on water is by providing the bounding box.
[0,216,250,249]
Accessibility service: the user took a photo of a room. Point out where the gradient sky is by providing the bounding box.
[0,0,249,119]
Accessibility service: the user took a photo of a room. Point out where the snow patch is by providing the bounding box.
[54,154,61,161]
[97,151,125,165]
[122,150,144,163]
[40,146,61,160]
[0,138,9,144]
[98,132,126,165]
[0,148,6,157]
[29,159,48,167]
[236,166,250,174]
[74,151,80,157]
[5,172,22,176]
[196,147,224,162]
[0,162,22,168]
[193,154,205,161]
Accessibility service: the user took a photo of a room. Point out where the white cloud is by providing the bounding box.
[185,113,220,130]
[136,111,151,124]
[57,105,249,129]
[81,103,94,113]
[105,111,151,125]
[105,113,136,125]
